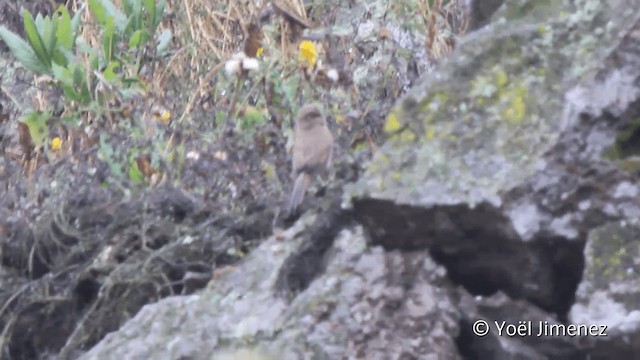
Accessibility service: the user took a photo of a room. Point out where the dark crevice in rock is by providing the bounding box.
[612,113,640,158]
[74,277,101,310]
[528,236,585,320]
[429,247,524,299]
[275,200,354,296]
[352,198,585,318]
[274,164,363,296]
[353,199,522,251]
[465,0,505,31]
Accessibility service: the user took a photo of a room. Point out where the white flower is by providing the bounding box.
[224,58,242,76]
[186,151,200,160]
[325,68,339,83]
[232,52,248,60]
[225,52,260,76]
[241,57,260,71]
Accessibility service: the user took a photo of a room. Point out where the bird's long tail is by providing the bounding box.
[287,172,311,214]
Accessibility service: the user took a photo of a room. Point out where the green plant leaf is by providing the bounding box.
[79,81,92,103]
[241,106,266,129]
[122,0,134,17]
[22,9,51,71]
[142,0,156,28]
[129,30,140,48]
[88,0,113,28]
[124,13,141,38]
[71,6,83,33]
[89,0,106,26]
[59,82,83,102]
[156,29,171,55]
[52,62,73,86]
[283,76,299,104]
[103,61,120,81]
[40,13,58,60]
[71,64,91,103]
[124,0,142,25]
[93,0,127,33]
[154,0,166,29]
[52,47,73,67]
[98,134,124,179]
[122,75,140,85]
[128,29,148,48]
[19,110,50,147]
[128,158,144,183]
[55,5,74,51]
[215,110,226,126]
[89,51,100,70]
[76,39,99,70]
[71,63,85,86]
[60,115,81,126]
[0,26,49,74]
[102,17,116,62]
[76,38,92,54]
[52,62,87,102]
[99,135,113,157]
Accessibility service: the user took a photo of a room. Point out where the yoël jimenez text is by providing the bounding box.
[495,320,608,337]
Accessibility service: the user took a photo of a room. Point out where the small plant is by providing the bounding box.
[0,0,172,169]
[0,1,171,105]
[0,6,80,75]
[19,110,51,149]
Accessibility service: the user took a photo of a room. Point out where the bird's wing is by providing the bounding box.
[293,132,332,174]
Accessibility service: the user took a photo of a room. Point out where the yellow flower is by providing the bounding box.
[299,40,317,67]
[51,137,62,150]
[154,110,171,125]
[256,47,264,58]
[159,111,171,124]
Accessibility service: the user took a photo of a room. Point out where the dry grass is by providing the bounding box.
[421,0,468,61]
[162,0,311,122]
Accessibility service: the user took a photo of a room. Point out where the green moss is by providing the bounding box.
[390,129,417,142]
[588,229,637,284]
[425,127,435,140]
[384,112,402,133]
[495,69,509,87]
[500,85,528,124]
[536,24,548,35]
[467,64,532,125]
[433,91,449,103]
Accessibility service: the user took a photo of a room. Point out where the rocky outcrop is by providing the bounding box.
[82,0,640,359]
[349,0,640,356]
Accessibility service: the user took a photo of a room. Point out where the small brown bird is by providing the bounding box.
[287,104,334,214]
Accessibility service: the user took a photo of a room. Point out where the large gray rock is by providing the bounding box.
[349,0,640,356]
[82,0,640,359]
[570,221,640,357]
[81,218,461,360]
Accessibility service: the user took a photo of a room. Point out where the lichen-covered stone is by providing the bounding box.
[350,0,635,208]
[570,221,640,355]
[81,223,461,359]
